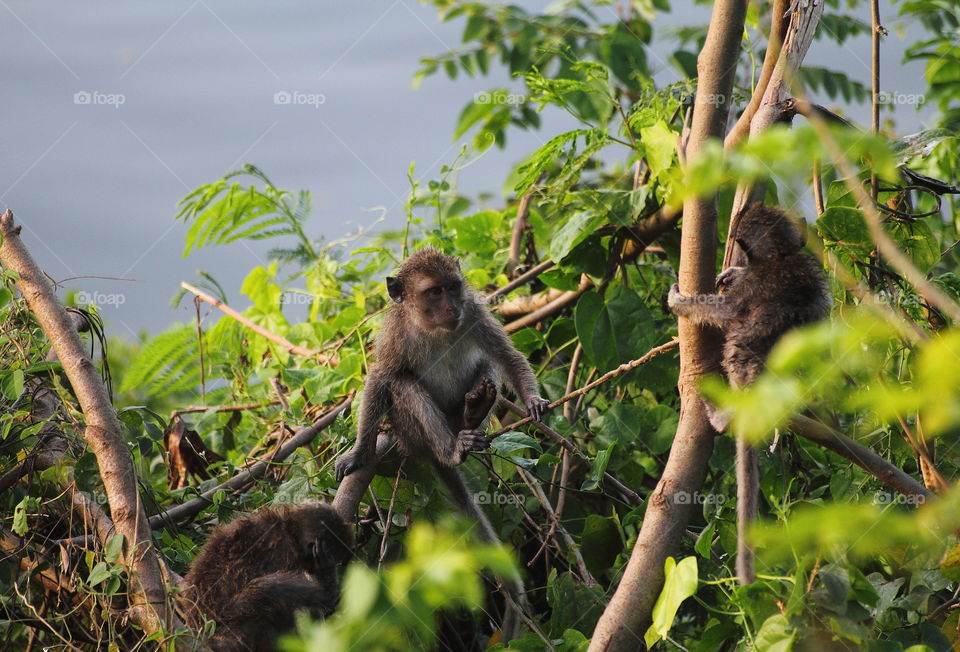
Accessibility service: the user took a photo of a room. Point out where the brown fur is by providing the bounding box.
[334,248,543,642]
[185,502,353,652]
[668,204,830,585]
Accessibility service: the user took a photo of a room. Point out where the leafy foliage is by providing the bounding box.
[4,0,960,650]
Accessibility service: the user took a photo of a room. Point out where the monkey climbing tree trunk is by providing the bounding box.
[587,2,747,649]
[722,1,823,586]
[0,210,180,638]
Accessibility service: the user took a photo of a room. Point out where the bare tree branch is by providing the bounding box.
[0,209,178,637]
[149,394,352,527]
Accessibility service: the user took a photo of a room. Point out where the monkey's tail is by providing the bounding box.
[735,437,758,585]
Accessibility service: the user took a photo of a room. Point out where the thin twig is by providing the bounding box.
[492,339,678,436]
[487,260,556,304]
[171,400,283,417]
[180,281,336,362]
[503,277,593,334]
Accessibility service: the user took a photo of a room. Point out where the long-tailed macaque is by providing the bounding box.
[668,204,830,584]
[334,247,548,639]
[185,502,353,651]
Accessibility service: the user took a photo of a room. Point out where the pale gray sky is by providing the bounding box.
[0,1,934,337]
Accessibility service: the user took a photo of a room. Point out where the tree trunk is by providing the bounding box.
[587,1,747,648]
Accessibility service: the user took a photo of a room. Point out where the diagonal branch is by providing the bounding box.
[0,209,178,637]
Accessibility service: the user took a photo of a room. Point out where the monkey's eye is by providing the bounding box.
[427,286,443,297]
[446,282,461,293]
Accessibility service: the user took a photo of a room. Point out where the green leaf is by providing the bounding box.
[0,369,24,401]
[490,431,542,456]
[12,496,30,536]
[639,120,677,178]
[88,561,113,587]
[817,206,872,261]
[547,211,607,262]
[454,98,496,139]
[581,444,614,491]
[753,614,796,652]
[574,287,657,372]
[448,210,504,256]
[888,219,939,274]
[580,514,622,576]
[891,128,955,165]
[599,21,649,89]
[645,556,699,648]
[104,534,125,564]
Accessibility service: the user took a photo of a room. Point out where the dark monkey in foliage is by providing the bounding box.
[668,204,830,584]
[333,247,547,637]
[185,502,353,652]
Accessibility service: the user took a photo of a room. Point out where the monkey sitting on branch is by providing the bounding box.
[185,501,353,651]
[334,247,549,512]
[668,203,830,584]
[333,247,549,638]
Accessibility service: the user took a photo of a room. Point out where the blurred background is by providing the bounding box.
[0,0,933,336]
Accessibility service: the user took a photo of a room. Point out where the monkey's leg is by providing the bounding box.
[735,436,758,585]
[435,465,527,643]
[392,378,490,466]
[462,376,498,431]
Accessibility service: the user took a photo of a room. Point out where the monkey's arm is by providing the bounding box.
[215,571,335,650]
[667,283,739,327]
[334,371,390,481]
[480,312,550,421]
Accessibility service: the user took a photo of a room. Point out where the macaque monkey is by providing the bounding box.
[334,247,548,638]
[668,204,830,584]
[185,502,353,651]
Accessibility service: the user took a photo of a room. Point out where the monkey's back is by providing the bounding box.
[722,251,829,387]
[186,507,311,620]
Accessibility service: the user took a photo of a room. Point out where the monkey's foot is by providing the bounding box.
[705,401,732,433]
[463,376,498,430]
[457,429,491,454]
[334,449,366,482]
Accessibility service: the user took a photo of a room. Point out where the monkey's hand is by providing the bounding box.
[334,448,366,482]
[525,396,550,422]
[667,283,686,311]
[455,429,491,463]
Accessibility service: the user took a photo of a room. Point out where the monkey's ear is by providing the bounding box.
[386,277,403,303]
[735,238,753,263]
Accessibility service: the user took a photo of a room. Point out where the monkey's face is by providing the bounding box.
[410,274,464,332]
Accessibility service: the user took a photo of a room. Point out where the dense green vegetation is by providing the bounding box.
[2,0,960,649]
